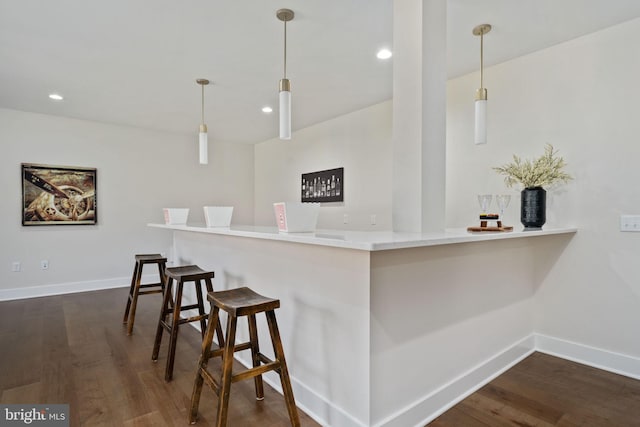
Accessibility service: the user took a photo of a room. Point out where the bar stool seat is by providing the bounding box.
[189,287,300,427]
[123,253,167,336]
[152,265,224,382]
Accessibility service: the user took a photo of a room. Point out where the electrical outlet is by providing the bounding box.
[370,214,377,225]
[343,214,349,224]
[620,215,640,232]
[41,260,49,270]
[12,261,21,272]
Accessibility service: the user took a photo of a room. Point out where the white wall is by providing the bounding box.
[254,101,392,231]
[447,18,640,358]
[172,230,372,427]
[370,234,574,426]
[0,108,254,297]
[391,0,447,233]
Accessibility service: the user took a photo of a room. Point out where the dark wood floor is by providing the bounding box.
[3,289,640,427]
[429,351,640,427]
[0,288,320,426]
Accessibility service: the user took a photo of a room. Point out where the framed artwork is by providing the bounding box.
[22,163,97,226]
[301,167,343,203]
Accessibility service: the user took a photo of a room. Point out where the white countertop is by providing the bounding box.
[148,223,577,251]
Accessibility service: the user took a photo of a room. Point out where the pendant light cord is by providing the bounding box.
[201,83,205,125]
[480,32,484,89]
[284,20,288,79]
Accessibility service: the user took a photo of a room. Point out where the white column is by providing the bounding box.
[392,0,447,232]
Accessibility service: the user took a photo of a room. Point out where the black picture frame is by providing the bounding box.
[301,167,343,203]
[22,163,97,226]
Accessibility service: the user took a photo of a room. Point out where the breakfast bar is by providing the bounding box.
[149,223,576,427]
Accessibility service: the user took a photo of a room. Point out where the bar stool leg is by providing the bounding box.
[122,260,140,324]
[195,280,207,339]
[158,261,167,294]
[189,306,220,425]
[126,261,144,336]
[205,277,226,348]
[216,314,238,427]
[165,280,185,381]
[248,313,264,400]
[266,310,300,426]
[162,263,175,310]
[152,277,173,362]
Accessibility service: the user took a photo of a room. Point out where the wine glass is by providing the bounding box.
[477,194,492,213]
[496,194,511,220]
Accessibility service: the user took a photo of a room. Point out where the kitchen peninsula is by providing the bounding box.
[149,223,576,427]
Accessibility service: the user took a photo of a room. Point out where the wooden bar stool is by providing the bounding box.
[123,253,167,336]
[152,265,225,382]
[189,287,300,427]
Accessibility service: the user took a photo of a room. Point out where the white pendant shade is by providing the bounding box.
[199,131,208,164]
[474,99,487,145]
[279,90,291,140]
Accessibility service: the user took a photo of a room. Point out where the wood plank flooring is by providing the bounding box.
[0,288,320,426]
[429,352,640,427]
[2,288,640,426]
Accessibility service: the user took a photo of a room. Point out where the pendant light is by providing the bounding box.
[197,78,209,164]
[473,24,491,145]
[277,8,294,140]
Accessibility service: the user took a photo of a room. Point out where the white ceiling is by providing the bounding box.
[1,0,640,144]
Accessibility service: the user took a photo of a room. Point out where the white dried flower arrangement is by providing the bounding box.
[493,144,573,189]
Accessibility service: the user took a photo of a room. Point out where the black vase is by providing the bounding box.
[521,187,546,230]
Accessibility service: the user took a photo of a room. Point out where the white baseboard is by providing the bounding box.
[535,333,640,380]
[376,333,640,427]
[0,274,158,301]
[374,335,536,427]
[233,353,369,427]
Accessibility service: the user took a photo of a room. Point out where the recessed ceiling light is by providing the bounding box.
[262,106,273,113]
[49,93,64,101]
[376,49,392,60]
